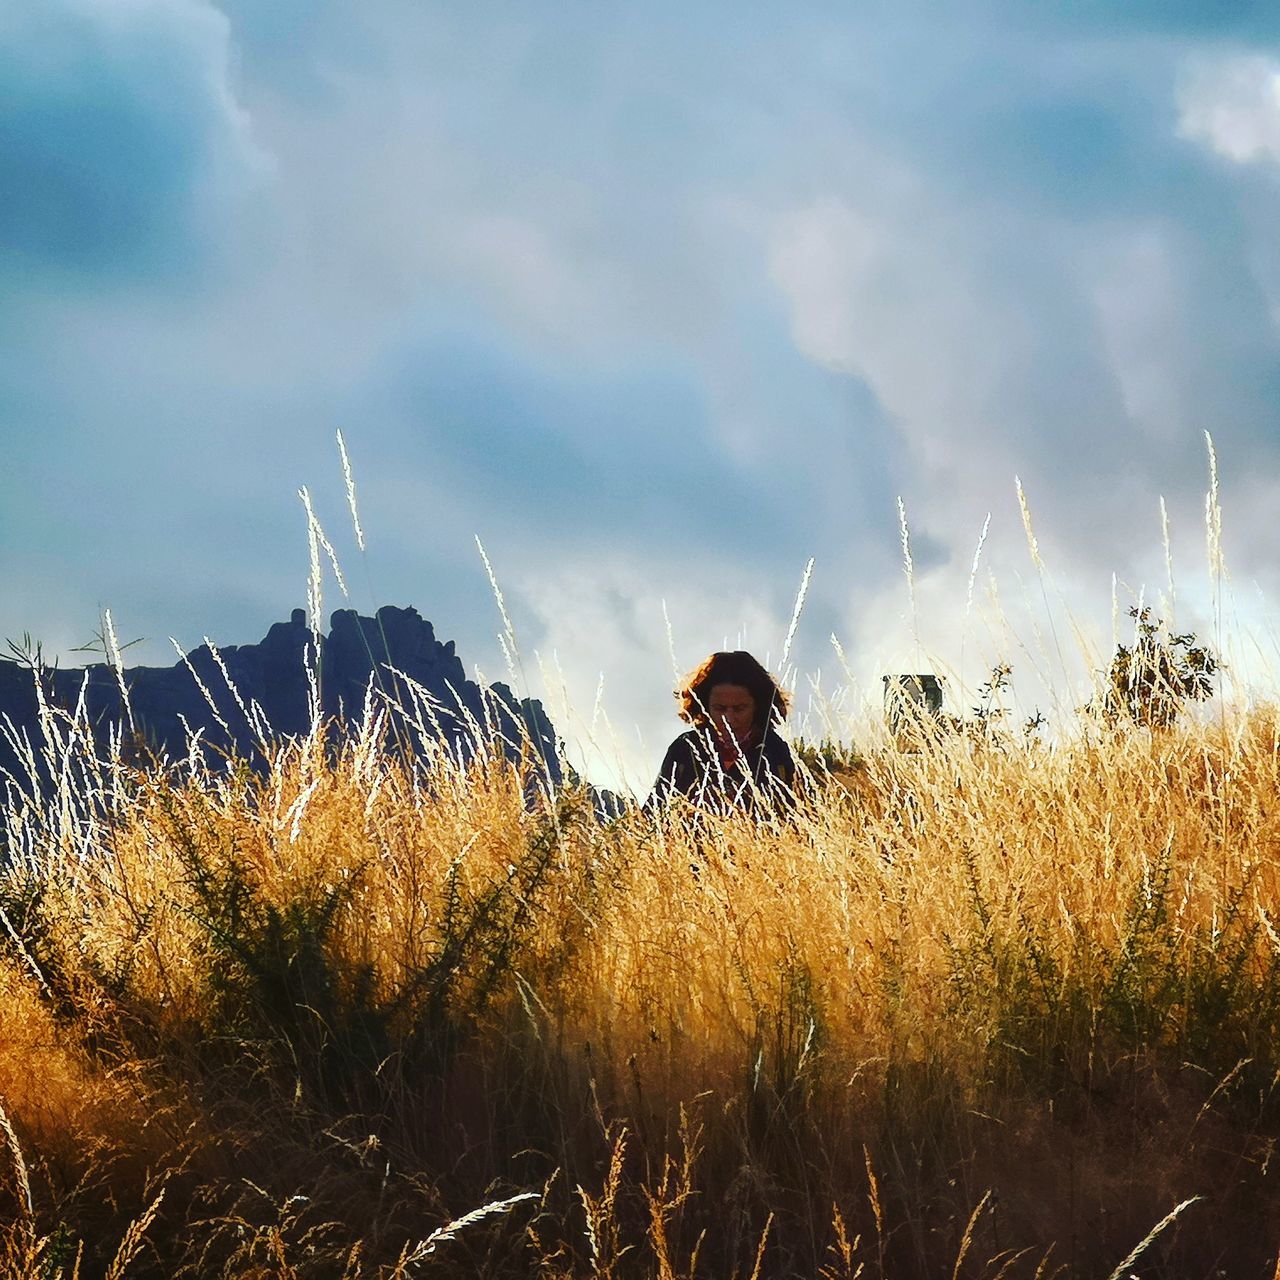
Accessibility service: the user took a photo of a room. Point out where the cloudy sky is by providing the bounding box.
[5,0,1280,790]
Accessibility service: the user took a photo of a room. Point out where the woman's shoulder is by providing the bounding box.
[761,728,797,768]
[664,727,709,757]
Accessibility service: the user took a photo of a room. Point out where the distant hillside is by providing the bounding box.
[0,606,560,788]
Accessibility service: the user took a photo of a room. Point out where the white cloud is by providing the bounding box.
[769,193,1071,562]
[769,195,1007,497]
[1178,55,1280,166]
[1085,227,1188,445]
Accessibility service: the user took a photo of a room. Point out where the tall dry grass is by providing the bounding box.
[2,680,1280,1276]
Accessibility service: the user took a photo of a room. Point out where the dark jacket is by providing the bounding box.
[648,725,796,813]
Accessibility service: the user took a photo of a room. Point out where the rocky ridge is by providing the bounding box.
[0,606,560,789]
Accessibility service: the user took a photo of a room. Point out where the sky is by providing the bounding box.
[5,0,1280,792]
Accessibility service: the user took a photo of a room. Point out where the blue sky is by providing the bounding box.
[4,0,1280,788]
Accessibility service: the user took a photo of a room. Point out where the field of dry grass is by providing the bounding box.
[2,677,1279,1279]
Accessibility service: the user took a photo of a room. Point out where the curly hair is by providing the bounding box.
[676,650,790,729]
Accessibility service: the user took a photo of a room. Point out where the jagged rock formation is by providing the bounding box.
[0,607,560,789]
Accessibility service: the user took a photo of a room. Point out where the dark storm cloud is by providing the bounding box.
[0,0,265,284]
[358,308,907,576]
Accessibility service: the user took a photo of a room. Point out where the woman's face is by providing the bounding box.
[708,683,757,740]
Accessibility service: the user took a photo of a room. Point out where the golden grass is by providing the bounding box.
[2,702,1280,1276]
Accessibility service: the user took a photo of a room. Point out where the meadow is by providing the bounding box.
[1,647,1279,1278]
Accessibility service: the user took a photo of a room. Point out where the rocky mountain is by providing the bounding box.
[0,606,560,790]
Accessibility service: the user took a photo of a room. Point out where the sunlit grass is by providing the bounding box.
[2,664,1279,1276]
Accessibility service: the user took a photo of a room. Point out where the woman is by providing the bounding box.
[649,650,796,812]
